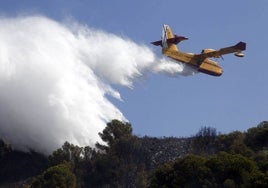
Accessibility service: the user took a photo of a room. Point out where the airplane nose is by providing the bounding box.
[219,69,223,76]
[218,70,223,76]
[215,69,223,76]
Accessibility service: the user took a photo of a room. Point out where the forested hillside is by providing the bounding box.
[0,120,268,187]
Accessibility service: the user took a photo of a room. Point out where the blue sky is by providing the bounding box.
[1,0,267,137]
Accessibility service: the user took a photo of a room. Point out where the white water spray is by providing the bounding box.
[0,15,194,154]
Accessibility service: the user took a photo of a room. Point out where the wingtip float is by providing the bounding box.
[152,24,246,77]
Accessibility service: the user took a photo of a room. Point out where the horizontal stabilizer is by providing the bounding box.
[151,40,162,46]
[151,35,188,46]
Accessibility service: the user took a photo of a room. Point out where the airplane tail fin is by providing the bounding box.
[162,24,178,53]
[151,24,188,55]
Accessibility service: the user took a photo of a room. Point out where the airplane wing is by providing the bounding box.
[195,41,246,59]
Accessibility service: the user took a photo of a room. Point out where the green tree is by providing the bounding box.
[89,120,149,187]
[96,119,133,152]
[192,126,218,155]
[223,179,236,188]
[149,161,175,188]
[150,152,265,187]
[245,121,268,151]
[206,152,255,186]
[0,148,48,185]
[31,162,76,188]
[255,150,268,172]
[150,155,215,187]
[48,142,83,166]
[135,164,148,188]
[215,131,254,157]
[48,142,97,187]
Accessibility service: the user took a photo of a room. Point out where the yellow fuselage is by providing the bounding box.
[163,49,223,76]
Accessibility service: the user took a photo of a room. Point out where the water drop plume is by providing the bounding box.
[0,15,194,154]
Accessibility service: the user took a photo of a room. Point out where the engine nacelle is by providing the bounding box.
[234,51,244,57]
[201,48,221,58]
[201,48,216,54]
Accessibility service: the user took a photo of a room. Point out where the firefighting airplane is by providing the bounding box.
[151,24,246,76]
